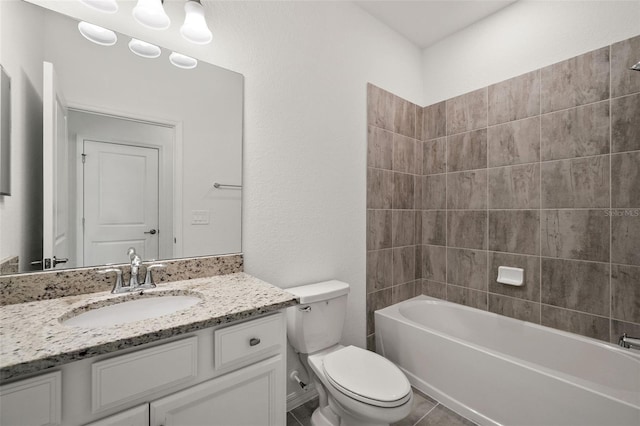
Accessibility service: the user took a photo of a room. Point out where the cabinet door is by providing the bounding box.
[150,355,284,426]
[85,404,149,426]
[0,371,61,426]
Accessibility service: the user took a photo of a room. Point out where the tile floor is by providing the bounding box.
[287,388,477,426]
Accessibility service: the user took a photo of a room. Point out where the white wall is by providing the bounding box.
[422,0,640,105]
[213,1,423,351]
[0,1,44,271]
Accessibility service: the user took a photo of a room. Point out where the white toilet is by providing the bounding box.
[286,280,413,426]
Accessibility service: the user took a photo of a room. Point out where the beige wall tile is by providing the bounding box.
[488,117,540,167]
[446,88,488,135]
[541,156,609,208]
[488,70,540,125]
[541,47,610,113]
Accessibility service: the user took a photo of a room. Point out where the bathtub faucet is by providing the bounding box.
[618,333,640,350]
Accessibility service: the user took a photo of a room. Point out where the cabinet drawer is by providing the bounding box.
[214,314,283,370]
[85,404,149,426]
[0,371,61,426]
[92,336,197,413]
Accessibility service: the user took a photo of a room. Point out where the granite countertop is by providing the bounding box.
[0,272,298,381]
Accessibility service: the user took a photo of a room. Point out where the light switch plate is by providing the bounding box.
[191,210,210,225]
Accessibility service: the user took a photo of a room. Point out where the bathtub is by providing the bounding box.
[375,296,640,426]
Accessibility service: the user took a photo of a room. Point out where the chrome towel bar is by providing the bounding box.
[213,182,242,189]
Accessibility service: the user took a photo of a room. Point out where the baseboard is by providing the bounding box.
[286,383,318,411]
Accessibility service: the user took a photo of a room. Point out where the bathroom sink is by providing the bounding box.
[61,295,201,328]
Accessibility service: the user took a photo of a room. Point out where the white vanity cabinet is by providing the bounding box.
[150,355,283,425]
[0,311,287,426]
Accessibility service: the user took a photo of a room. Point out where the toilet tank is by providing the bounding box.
[286,280,350,354]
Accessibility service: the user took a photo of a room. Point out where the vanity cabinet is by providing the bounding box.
[150,356,283,425]
[0,311,287,426]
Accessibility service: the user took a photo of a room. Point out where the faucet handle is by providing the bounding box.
[98,268,125,294]
[143,263,166,286]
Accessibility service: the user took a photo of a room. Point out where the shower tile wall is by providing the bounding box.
[366,84,424,350]
[366,34,640,347]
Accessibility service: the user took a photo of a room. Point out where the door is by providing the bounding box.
[42,61,70,270]
[150,356,285,426]
[82,140,159,266]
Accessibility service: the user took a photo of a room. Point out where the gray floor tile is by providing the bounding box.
[416,404,477,426]
[287,388,476,426]
[290,398,319,426]
[287,412,302,426]
[392,390,437,426]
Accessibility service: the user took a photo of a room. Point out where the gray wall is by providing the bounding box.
[366,34,640,346]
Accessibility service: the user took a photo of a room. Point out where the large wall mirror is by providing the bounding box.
[0,0,243,275]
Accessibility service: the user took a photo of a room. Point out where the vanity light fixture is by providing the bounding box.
[128,38,162,58]
[79,0,118,14]
[78,21,118,46]
[180,0,212,45]
[133,0,171,30]
[169,52,198,69]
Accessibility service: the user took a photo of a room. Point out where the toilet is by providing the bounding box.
[286,280,413,426]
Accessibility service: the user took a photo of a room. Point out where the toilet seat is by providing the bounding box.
[322,346,412,408]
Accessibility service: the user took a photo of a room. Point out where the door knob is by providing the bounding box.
[144,229,158,235]
[30,258,52,269]
[53,256,68,266]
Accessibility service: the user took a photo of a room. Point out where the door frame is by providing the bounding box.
[70,103,183,265]
[43,61,69,269]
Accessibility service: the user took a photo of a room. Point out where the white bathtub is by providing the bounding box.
[375,296,640,426]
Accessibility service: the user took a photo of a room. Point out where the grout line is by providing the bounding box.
[413,403,440,426]
[538,98,609,120]
[419,208,638,212]
[539,67,543,324]
[609,91,640,102]
[540,302,611,320]
[539,152,614,164]
[447,95,609,138]
[444,104,449,302]
[609,45,613,342]
[287,410,304,426]
[486,113,539,129]
[486,84,490,309]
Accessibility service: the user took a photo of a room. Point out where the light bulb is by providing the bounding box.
[180,0,212,45]
[133,0,170,30]
[169,52,198,69]
[79,0,118,14]
[78,21,117,46]
[129,39,161,58]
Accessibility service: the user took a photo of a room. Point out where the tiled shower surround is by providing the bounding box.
[366,34,640,349]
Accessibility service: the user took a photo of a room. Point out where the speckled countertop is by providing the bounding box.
[0,273,298,381]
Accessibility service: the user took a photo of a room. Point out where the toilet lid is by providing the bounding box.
[322,346,411,408]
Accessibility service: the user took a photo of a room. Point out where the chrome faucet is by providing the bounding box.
[618,333,640,350]
[97,267,125,294]
[98,249,165,294]
[143,263,166,287]
[127,247,142,288]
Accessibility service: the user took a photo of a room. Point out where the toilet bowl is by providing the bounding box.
[307,345,413,426]
[286,280,413,426]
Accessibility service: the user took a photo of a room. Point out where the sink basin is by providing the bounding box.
[61,295,201,328]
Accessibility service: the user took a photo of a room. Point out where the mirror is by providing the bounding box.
[0,0,243,275]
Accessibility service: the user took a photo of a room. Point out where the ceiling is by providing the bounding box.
[355,0,517,49]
